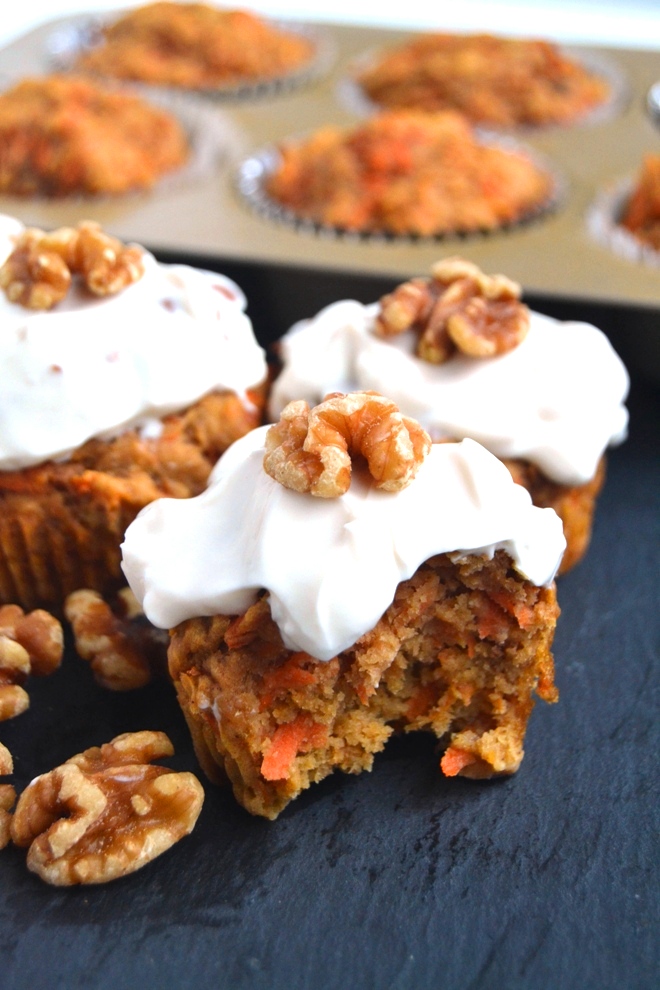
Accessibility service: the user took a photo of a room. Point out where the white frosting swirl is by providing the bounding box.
[122,429,565,662]
[269,298,629,486]
[0,217,267,471]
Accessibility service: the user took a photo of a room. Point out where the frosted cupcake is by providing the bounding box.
[122,392,565,819]
[0,216,267,610]
[269,258,629,572]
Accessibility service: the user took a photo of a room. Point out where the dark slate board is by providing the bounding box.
[1,263,658,990]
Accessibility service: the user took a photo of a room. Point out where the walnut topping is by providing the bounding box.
[0,605,63,721]
[10,731,204,885]
[65,588,168,692]
[374,257,530,364]
[264,391,431,497]
[0,222,144,311]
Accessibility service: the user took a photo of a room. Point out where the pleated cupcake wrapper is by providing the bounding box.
[47,15,335,106]
[338,45,629,133]
[0,488,132,612]
[234,136,566,244]
[587,176,660,270]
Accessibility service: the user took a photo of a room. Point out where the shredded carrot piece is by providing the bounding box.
[260,715,328,782]
[259,652,318,709]
[406,683,437,719]
[491,591,535,629]
[476,599,509,640]
[440,746,479,777]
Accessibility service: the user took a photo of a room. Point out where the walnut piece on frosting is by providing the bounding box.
[374,257,530,364]
[264,391,431,497]
[10,731,204,885]
[0,604,63,721]
[0,222,144,311]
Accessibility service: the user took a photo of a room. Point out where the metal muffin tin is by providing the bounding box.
[0,16,657,322]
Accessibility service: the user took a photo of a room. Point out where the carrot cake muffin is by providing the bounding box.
[122,391,565,819]
[620,154,660,251]
[262,110,554,236]
[0,215,267,611]
[0,75,189,198]
[269,259,629,572]
[74,2,315,90]
[355,33,611,128]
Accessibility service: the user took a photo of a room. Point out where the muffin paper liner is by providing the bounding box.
[338,45,628,133]
[587,176,660,270]
[234,134,565,243]
[0,486,131,611]
[47,15,335,105]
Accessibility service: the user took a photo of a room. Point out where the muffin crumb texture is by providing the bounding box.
[169,550,559,819]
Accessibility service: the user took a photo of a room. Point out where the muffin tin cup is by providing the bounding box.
[338,45,629,133]
[587,176,660,270]
[46,15,336,107]
[235,135,566,243]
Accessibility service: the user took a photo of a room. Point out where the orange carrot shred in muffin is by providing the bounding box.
[440,747,479,778]
[261,716,329,782]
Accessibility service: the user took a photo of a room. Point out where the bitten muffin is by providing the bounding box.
[74,1,315,90]
[0,75,189,197]
[122,392,565,819]
[355,32,611,128]
[269,258,629,572]
[262,109,554,236]
[0,216,267,611]
[620,154,660,251]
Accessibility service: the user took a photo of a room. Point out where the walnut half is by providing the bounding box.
[10,731,204,885]
[0,605,63,721]
[374,257,530,363]
[65,588,169,691]
[264,391,431,497]
[0,222,144,311]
